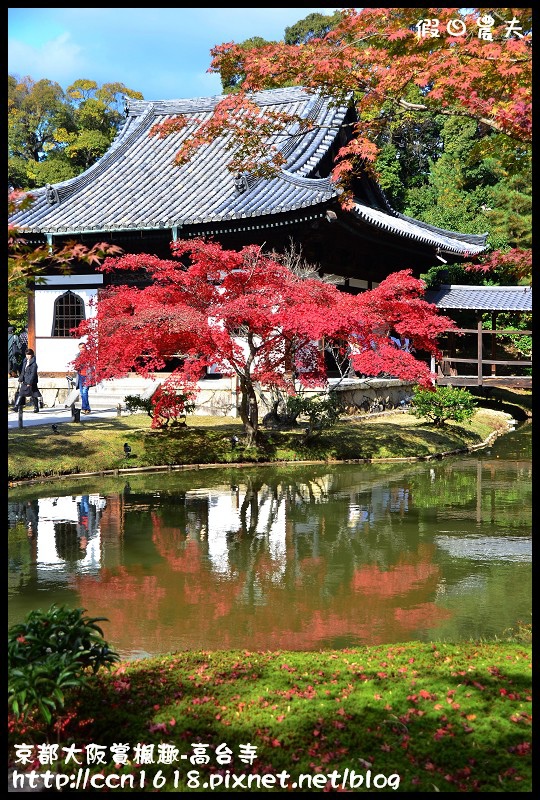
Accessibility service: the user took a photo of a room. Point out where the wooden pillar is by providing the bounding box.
[27,288,36,352]
[491,312,497,375]
[449,330,456,358]
[477,317,483,386]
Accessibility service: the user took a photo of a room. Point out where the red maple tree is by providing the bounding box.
[76,239,454,445]
[464,247,532,284]
[150,8,531,191]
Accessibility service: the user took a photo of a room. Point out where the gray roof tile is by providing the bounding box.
[425,284,532,312]
[10,86,487,257]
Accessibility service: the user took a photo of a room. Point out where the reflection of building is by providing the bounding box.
[8,501,38,533]
[347,504,374,529]
[191,488,287,578]
[8,454,532,657]
[34,495,105,577]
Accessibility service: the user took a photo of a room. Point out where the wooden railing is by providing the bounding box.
[432,322,532,388]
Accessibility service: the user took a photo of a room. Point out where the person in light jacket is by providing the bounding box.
[74,341,94,414]
[13,348,40,412]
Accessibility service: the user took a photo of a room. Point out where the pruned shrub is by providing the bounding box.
[286,392,344,443]
[411,385,477,427]
[124,394,154,417]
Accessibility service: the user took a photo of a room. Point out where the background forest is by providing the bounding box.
[8,9,531,335]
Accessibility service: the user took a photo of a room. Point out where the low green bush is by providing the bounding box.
[8,604,119,726]
[285,392,344,442]
[124,394,154,417]
[411,385,477,427]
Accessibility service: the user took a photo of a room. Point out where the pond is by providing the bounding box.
[8,422,531,660]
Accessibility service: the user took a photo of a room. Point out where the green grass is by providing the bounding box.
[8,641,532,792]
[8,407,512,485]
[8,394,531,790]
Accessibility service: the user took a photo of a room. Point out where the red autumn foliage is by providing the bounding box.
[75,239,454,444]
[463,247,532,284]
[150,9,531,186]
[8,190,123,289]
[76,509,452,656]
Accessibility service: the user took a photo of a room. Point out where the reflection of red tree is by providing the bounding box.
[76,518,454,658]
[152,512,200,573]
[77,568,167,653]
[351,546,438,595]
[348,545,452,638]
[395,604,452,631]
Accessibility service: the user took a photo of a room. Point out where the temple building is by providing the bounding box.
[10,86,489,375]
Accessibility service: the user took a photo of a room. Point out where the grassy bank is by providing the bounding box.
[8,406,514,485]
[8,391,531,791]
[9,641,532,792]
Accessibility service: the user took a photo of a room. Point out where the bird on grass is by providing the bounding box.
[124,443,132,458]
[52,424,59,434]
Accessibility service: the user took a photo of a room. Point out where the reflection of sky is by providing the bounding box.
[435,535,532,562]
[436,575,487,598]
[35,496,102,576]
[348,504,373,528]
[205,490,286,577]
[207,495,232,574]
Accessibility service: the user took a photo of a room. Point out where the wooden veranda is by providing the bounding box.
[432,322,532,388]
[425,284,532,390]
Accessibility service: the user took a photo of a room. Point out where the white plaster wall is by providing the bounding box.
[34,286,98,373]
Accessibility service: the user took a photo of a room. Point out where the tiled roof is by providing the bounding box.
[351,202,487,258]
[9,86,488,258]
[425,284,532,312]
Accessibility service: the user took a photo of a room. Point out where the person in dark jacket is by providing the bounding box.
[13,348,41,412]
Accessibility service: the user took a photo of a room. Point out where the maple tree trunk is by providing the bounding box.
[283,340,297,394]
[238,375,259,447]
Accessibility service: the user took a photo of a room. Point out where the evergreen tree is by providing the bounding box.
[8,75,143,189]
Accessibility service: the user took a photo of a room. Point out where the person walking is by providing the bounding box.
[390,332,413,352]
[74,341,94,415]
[13,348,41,412]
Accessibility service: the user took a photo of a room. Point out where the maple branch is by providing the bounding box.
[396,99,523,139]
[334,32,529,63]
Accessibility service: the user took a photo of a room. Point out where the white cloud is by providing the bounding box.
[8,8,360,99]
[9,32,84,85]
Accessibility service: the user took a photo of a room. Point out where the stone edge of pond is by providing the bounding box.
[8,417,514,489]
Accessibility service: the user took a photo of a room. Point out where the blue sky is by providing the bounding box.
[8,7,345,100]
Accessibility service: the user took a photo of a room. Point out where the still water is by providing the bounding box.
[8,423,531,660]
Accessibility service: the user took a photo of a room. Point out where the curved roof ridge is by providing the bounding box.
[283,102,348,176]
[125,86,319,117]
[351,200,487,256]
[277,171,336,190]
[360,178,488,248]
[27,106,156,206]
[229,169,337,205]
[395,212,488,247]
[8,84,488,261]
